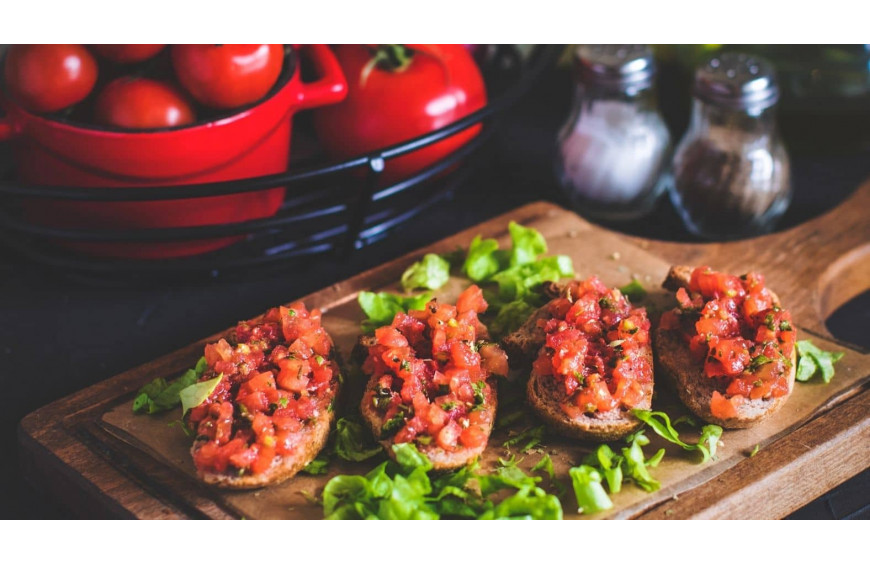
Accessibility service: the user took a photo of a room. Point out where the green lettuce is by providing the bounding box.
[358,291,431,332]
[632,409,722,463]
[400,253,451,292]
[322,443,562,520]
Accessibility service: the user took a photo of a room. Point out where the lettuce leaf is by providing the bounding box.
[569,466,613,515]
[462,235,504,282]
[508,221,548,267]
[400,253,451,292]
[632,409,722,464]
[796,339,845,384]
[334,418,382,462]
[358,291,431,332]
[322,443,563,520]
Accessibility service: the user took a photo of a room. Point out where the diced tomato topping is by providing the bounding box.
[362,285,500,454]
[533,277,651,416]
[666,267,796,416]
[710,391,743,420]
[188,301,339,477]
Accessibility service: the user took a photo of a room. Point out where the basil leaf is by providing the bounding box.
[179,374,222,416]
[619,279,648,302]
[569,466,613,515]
[508,221,548,267]
[463,235,502,282]
[796,340,845,384]
[334,418,382,462]
[400,253,451,292]
[358,291,431,332]
[133,356,206,414]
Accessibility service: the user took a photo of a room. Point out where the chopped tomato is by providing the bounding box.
[187,301,339,477]
[362,284,500,454]
[666,267,796,416]
[534,277,651,416]
[710,391,743,420]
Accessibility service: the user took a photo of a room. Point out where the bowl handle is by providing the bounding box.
[296,44,348,111]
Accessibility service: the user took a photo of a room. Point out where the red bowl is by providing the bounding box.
[0,44,347,259]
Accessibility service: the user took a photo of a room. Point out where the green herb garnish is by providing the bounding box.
[132,356,207,415]
[631,409,723,463]
[618,279,647,302]
[796,339,844,384]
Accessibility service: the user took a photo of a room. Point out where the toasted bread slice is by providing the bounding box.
[654,265,796,428]
[193,376,340,489]
[360,377,497,470]
[506,280,653,441]
[527,358,652,442]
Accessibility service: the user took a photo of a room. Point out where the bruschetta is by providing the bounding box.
[655,265,797,428]
[506,277,654,441]
[185,302,341,488]
[359,285,508,470]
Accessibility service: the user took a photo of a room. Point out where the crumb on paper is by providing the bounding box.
[568,230,578,238]
[672,494,679,501]
[609,251,621,260]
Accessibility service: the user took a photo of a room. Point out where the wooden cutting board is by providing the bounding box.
[19,180,870,519]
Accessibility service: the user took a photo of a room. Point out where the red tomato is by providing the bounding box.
[90,44,165,64]
[171,44,284,109]
[3,44,97,113]
[313,44,487,185]
[94,77,195,129]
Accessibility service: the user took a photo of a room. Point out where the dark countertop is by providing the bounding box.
[1,56,868,519]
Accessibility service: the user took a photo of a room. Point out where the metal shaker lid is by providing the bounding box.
[694,52,779,110]
[575,44,655,90]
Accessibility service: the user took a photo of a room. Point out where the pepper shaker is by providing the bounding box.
[669,53,792,239]
[555,45,671,221]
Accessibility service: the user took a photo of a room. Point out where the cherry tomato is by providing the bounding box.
[90,44,165,64]
[3,44,98,113]
[313,44,487,185]
[94,77,195,129]
[170,44,284,109]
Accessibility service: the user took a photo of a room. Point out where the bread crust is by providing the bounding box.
[654,265,796,428]
[360,374,497,471]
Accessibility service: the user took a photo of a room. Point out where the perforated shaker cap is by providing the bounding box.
[694,52,780,110]
[576,44,655,89]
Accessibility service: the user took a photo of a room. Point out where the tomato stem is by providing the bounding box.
[360,44,416,87]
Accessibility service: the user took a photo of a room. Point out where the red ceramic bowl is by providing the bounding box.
[0,44,347,259]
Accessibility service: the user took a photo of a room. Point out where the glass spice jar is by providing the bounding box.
[555,45,671,221]
[669,52,791,240]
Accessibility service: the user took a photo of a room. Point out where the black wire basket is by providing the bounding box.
[0,45,558,284]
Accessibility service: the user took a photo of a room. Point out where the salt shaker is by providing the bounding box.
[555,45,671,221]
[669,53,791,239]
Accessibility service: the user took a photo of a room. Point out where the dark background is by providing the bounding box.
[1,46,868,519]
